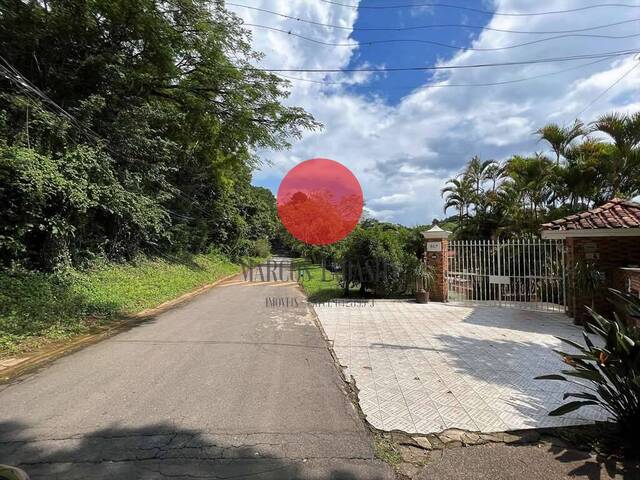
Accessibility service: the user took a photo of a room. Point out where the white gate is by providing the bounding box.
[446,239,566,312]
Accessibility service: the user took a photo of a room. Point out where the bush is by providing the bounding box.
[536,289,640,438]
[0,145,169,270]
[251,239,271,259]
[340,226,416,296]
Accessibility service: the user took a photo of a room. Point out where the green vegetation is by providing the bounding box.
[294,260,343,303]
[0,252,241,356]
[0,0,315,271]
[283,220,425,300]
[340,225,419,297]
[536,289,640,452]
[415,262,436,301]
[0,1,306,354]
[373,434,403,466]
[574,260,606,309]
[442,113,640,239]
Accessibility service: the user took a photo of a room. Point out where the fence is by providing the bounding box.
[446,239,566,312]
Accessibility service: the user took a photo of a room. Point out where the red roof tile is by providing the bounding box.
[541,198,640,231]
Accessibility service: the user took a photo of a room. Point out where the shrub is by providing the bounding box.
[340,226,414,296]
[574,259,606,308]
[414,261,436,293]
[251,238,271,259]
[535,289,640,437]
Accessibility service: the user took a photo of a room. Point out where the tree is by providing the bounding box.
[0,0,319,269]
[536,120,585,164]
[340,226,411,297]
[464,155,497,197]
[441,111,638,240]
[502,154,554,225]
[441,176,474,226]
[591,112,640,198]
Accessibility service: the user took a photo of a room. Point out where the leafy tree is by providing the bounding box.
[464,155,497,198]
[0,0,318,269]
[340,226,412,297]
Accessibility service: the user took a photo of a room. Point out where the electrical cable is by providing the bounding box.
[274,55,616,89]
[245,22,640,51]
[575,58,640,117]
[242,48,640,72]
[227,3,640,35]
[318,0,640,16]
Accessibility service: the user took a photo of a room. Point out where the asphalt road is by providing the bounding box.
[0,258,394,479]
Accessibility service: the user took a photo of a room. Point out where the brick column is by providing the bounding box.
[422,226,451,302]
[566,237,576,320]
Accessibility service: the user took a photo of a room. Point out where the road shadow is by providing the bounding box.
[0,421,387,480]
[413,441,639,480]
[545,443,637,480]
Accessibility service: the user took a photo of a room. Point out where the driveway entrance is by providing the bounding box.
[314,301,607,434]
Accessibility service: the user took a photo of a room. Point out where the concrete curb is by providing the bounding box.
[0,272,240,383]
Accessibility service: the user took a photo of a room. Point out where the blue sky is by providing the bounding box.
[347,1,490,104]
[228,0,640,225]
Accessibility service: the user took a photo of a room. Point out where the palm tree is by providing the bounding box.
[484,161,504,192]
[464,155,498,196]
[536,120,585,164]
[562,138,609,207]
[441,176,474,226]
[502,154,553,225]
[591,112,640,198]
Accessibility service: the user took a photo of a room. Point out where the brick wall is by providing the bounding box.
[424,239,448,302]
[612,268,640,327]
[567,236,640,324]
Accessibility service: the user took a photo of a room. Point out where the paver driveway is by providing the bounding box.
[314,301,608,434]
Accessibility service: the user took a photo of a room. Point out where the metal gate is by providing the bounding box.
[446,239,566,312]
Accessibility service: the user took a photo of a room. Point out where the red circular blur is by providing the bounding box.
[277,158,363,245]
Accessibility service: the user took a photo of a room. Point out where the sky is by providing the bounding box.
[226,0,640,226]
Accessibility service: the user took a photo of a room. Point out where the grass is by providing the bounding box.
[0,252,243,357]
[294,258,416,302]
[293,259,344,302]
[373,434,403,466]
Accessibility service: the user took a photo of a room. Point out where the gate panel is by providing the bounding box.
[446,239,566,312]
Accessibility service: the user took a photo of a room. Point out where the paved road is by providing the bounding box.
[0,259,395,479]
[416,442,637,480]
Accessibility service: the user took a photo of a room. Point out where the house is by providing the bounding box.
[541,198,640,325]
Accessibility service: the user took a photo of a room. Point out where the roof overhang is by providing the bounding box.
[422,225,451,239]
[541,228,640,239]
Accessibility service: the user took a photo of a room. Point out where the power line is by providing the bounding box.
[276,56,615,89]
[228,3,640,34]
[318,0,640,16]
[0,56,247,219]
[246,23,640,51]
[0,56,107,146]
[247,49,639,73]
[575,58,640,117]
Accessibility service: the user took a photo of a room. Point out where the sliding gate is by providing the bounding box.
[446,239,566,312]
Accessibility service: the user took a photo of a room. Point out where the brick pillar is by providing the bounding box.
[422,226,451,302]
[566,237,576,320]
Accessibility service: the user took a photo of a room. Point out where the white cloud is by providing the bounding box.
[369,193,414,207]
[229,0,640,225]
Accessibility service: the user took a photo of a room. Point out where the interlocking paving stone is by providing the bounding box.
[314,301,607,434]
